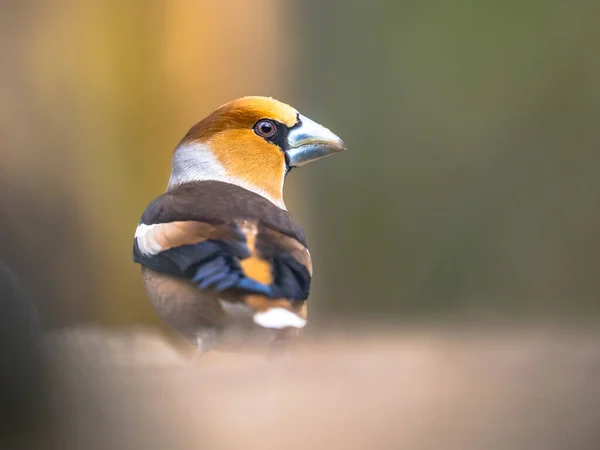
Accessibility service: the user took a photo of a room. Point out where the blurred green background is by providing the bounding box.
[1,0,599,329]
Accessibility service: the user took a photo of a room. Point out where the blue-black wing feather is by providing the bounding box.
[133,238,280,296]
[133,223,311,300]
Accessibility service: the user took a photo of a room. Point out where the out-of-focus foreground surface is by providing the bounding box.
[40,326,600,450]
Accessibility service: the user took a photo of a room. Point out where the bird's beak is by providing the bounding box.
[285,114,346,167]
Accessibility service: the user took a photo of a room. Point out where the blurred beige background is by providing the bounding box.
[2,0,600,330]
[0,0,297,327]
[2,0,600,329]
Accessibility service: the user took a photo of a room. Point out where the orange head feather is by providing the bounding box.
[168,96,345,210]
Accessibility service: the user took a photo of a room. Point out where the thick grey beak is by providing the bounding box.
[285,114,346,167]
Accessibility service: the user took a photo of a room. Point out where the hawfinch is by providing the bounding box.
[132,96,345,355]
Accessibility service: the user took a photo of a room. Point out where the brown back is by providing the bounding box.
[140,181,307,248]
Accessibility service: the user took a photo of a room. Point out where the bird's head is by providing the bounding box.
[167,96,346,209]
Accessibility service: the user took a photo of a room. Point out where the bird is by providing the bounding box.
[132,96,345,357]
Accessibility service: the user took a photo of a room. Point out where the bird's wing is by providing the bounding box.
[253,225,312,301]
[132,182,312,302]
[133,220,311,300]
[133,220,251,292]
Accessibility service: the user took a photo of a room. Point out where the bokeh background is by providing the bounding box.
[2,0,600,329]
[1,1,600,449]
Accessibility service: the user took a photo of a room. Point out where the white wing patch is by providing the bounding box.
[253,308,307,329]
[135,223,165,257]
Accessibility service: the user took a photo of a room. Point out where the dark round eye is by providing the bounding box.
[255,120,277,138]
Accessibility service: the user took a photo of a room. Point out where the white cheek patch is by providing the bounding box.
[135,223,165,256]
[167,142,227,189]
[253,308,307,329]
[167,142,288,210]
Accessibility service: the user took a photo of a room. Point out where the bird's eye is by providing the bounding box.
[254,120,277,138]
